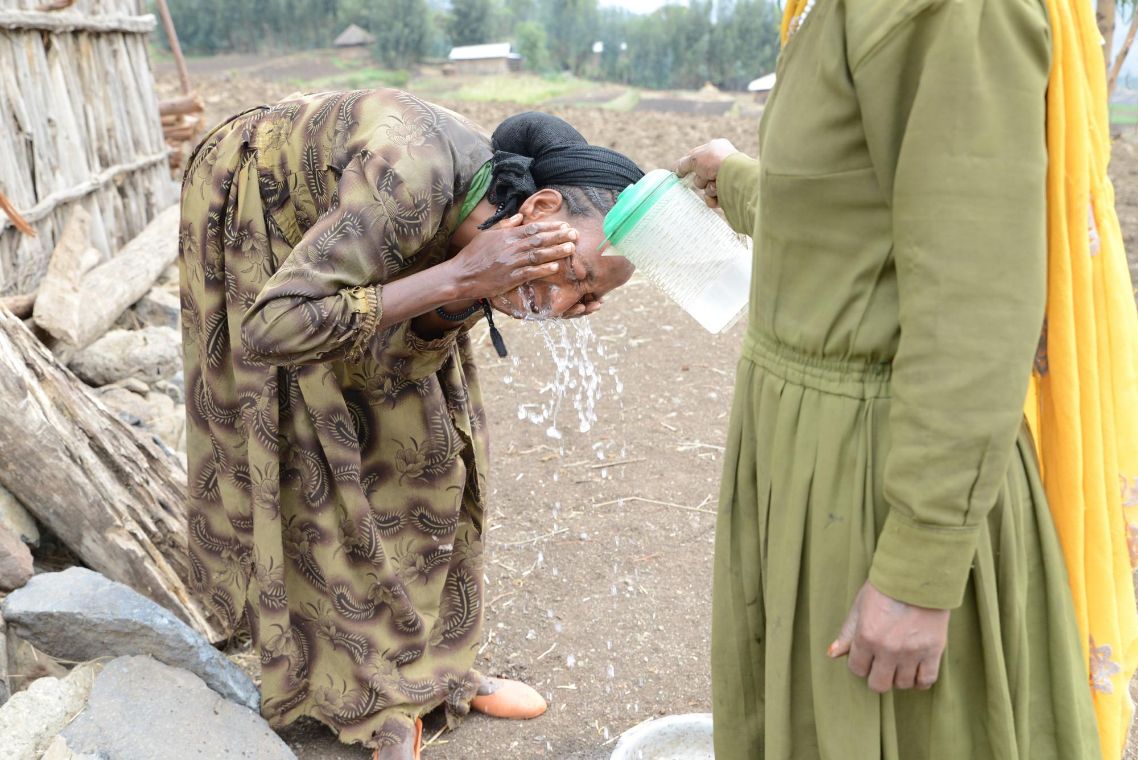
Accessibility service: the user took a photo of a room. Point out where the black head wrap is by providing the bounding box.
[481,111,644,228]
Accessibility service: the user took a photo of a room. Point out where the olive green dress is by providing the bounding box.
[179,89,493,748]
[712,1,1102,757]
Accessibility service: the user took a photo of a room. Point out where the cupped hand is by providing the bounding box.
[673,138,741,208]
[448,215,578,301]
[828,580,950,693]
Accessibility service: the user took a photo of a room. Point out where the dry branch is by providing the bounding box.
[0,306,221,641]
[0,153,171,235]
[0,192,35,238]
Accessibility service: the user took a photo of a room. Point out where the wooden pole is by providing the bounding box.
[153,0,192,96]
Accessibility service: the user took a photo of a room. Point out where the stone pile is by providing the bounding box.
[0,569,294,760]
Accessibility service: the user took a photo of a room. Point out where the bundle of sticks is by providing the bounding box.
[159,93,205,174]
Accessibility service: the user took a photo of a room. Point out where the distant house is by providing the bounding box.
[447,43,523,75]
[747,72,777,103]
[334,24,376,48]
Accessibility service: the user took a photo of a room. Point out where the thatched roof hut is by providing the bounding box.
[0,0,174,298]
[334,23,376,48]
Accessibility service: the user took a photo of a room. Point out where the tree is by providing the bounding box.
[547,0,599,73]
[448,0,498,46]
[515,21,550,72]
[370,0,430,66]
[1105,0,1138,94]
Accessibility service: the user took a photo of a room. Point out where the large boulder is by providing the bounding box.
[57,657,295,760]
[0,484,39,547]
[68,326,181,386]
[2,568,258,710]
[0,662,101,760]
[0,521,33,591]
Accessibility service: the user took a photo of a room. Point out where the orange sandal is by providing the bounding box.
[470,677,548,720]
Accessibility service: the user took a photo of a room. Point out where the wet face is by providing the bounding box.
[492,191,635,319]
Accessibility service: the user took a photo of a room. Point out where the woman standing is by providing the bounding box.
[179,92,640,758]
[676,0,1137,757]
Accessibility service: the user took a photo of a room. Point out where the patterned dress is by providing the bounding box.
[178,89,494,748]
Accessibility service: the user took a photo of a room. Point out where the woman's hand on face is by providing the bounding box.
[828,580,950,694]
[673,139,741,208]
[447,214,578,301]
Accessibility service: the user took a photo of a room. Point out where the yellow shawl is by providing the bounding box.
[779,0,1138,755]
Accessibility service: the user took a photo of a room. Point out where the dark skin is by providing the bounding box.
[390,188,634,340]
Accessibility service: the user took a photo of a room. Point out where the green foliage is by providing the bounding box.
[368,0,430,67]
[514,21,550,73]
[151,0,782,92]
[447,0,499,46]
[546,0,599,73]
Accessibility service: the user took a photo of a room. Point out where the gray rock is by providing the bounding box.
[117,377,151,396]
[6,632,68,694]
[131,286,181,330]
[69,327,181,386]
[40,735,102,760]
[153,375,185,403]
[0,662,101,760]
[0,484,38,547]
[95,388,183,450]
[0,521,33,591]
[60,657,294,760]
[2,568,258,710]
[0,613,9,708]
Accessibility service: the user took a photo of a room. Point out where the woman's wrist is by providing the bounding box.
[438,257,476,302]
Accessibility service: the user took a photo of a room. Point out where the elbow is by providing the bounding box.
[240,304,290,365]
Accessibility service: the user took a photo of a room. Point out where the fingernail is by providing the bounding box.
[827,642,839,657]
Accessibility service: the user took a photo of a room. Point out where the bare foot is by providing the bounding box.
[371,718,422,760]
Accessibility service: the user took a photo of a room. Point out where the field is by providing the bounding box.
[156,51,1138,760]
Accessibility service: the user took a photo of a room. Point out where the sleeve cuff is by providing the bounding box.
[379,321,463,380]
[869,510,980,609]
[716,152,762,235]
[345,285,382,364]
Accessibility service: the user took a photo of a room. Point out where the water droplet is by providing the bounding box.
[566,654,576,668]
[606,663,615,679]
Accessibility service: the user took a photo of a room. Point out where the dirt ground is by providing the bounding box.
[155,55,1138,759]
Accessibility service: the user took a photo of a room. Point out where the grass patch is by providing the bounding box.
[1110,102,1138,126]
[600,90,641,111]
[439,73,594,105]
[295,67,410,91]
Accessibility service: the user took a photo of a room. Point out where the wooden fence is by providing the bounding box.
[0,0,174,297]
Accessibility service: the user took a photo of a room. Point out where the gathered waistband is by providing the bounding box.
[741,331,892,400]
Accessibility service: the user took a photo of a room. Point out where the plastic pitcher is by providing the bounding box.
[602,169,752,334]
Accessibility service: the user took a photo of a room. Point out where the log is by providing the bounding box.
[163,123,200,143]
[0,9,156,35]
[32,207,100,344]
[49,204,180,352]
[159,94,204,118]
[0,307,221,641]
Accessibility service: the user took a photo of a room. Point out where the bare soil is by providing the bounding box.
[155,54,1138,759]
